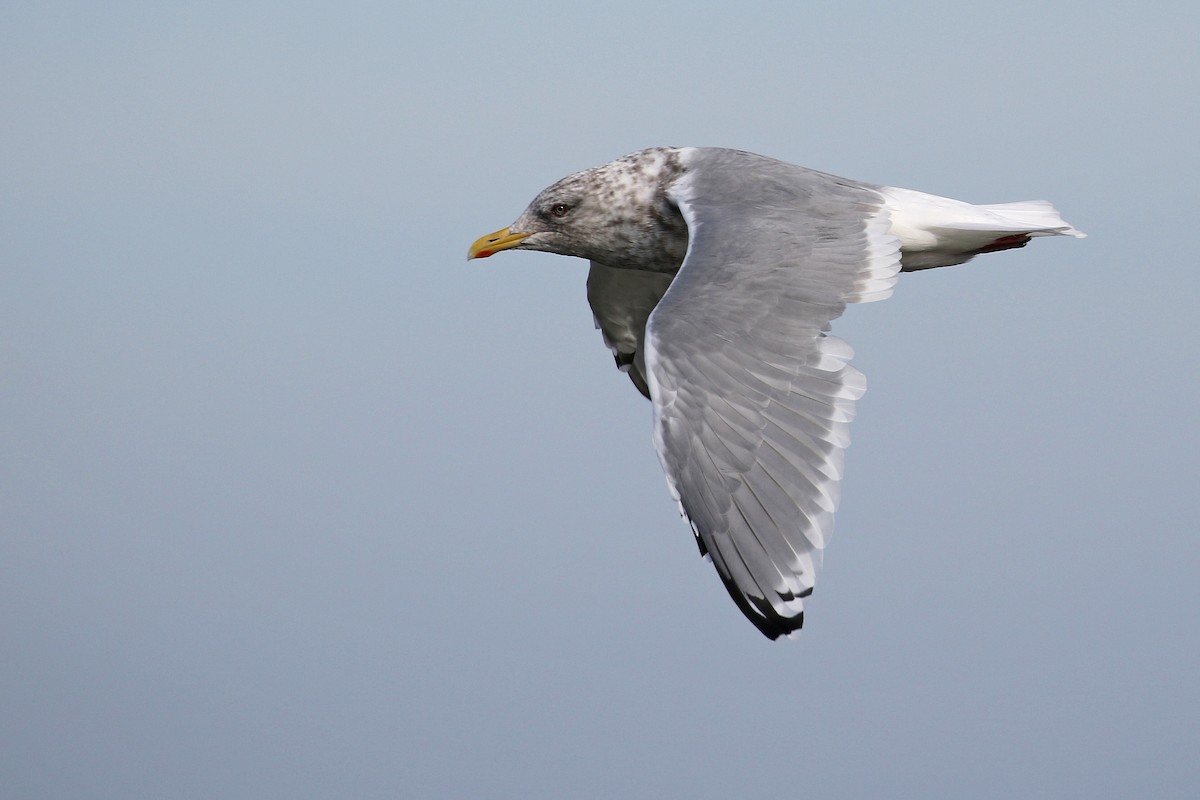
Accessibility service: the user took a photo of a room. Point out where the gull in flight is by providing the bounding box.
[469,147,1083,639]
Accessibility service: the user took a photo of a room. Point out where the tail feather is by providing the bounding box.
[962,200,1086,239]
[878,185,1085,271]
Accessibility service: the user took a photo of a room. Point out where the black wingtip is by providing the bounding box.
[709,564,805,640]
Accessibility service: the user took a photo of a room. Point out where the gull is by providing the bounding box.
[469,147,1083,639]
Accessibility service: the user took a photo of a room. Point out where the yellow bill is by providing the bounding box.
[467,227,531,260]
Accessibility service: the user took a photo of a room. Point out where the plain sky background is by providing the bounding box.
[3,2,1198,798]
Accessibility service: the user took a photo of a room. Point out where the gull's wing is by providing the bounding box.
[586,262,676,399]
[645,148,902,639]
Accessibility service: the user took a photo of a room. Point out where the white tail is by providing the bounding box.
[877,186,1085,271]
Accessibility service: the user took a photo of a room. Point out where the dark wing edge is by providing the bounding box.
[644,149,902,638]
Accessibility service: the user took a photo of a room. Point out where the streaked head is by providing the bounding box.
[468,148,689,272]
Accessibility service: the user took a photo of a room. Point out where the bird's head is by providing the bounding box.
[468,148,689,272]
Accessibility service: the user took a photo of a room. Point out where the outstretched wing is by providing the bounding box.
[644,148,901,638]
[587,262,676,399]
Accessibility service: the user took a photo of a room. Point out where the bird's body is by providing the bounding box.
[469,147,1082,639]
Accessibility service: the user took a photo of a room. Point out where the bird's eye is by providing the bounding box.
[550,203,572,218]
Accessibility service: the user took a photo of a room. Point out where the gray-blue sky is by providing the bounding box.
[3,2,1198,798]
